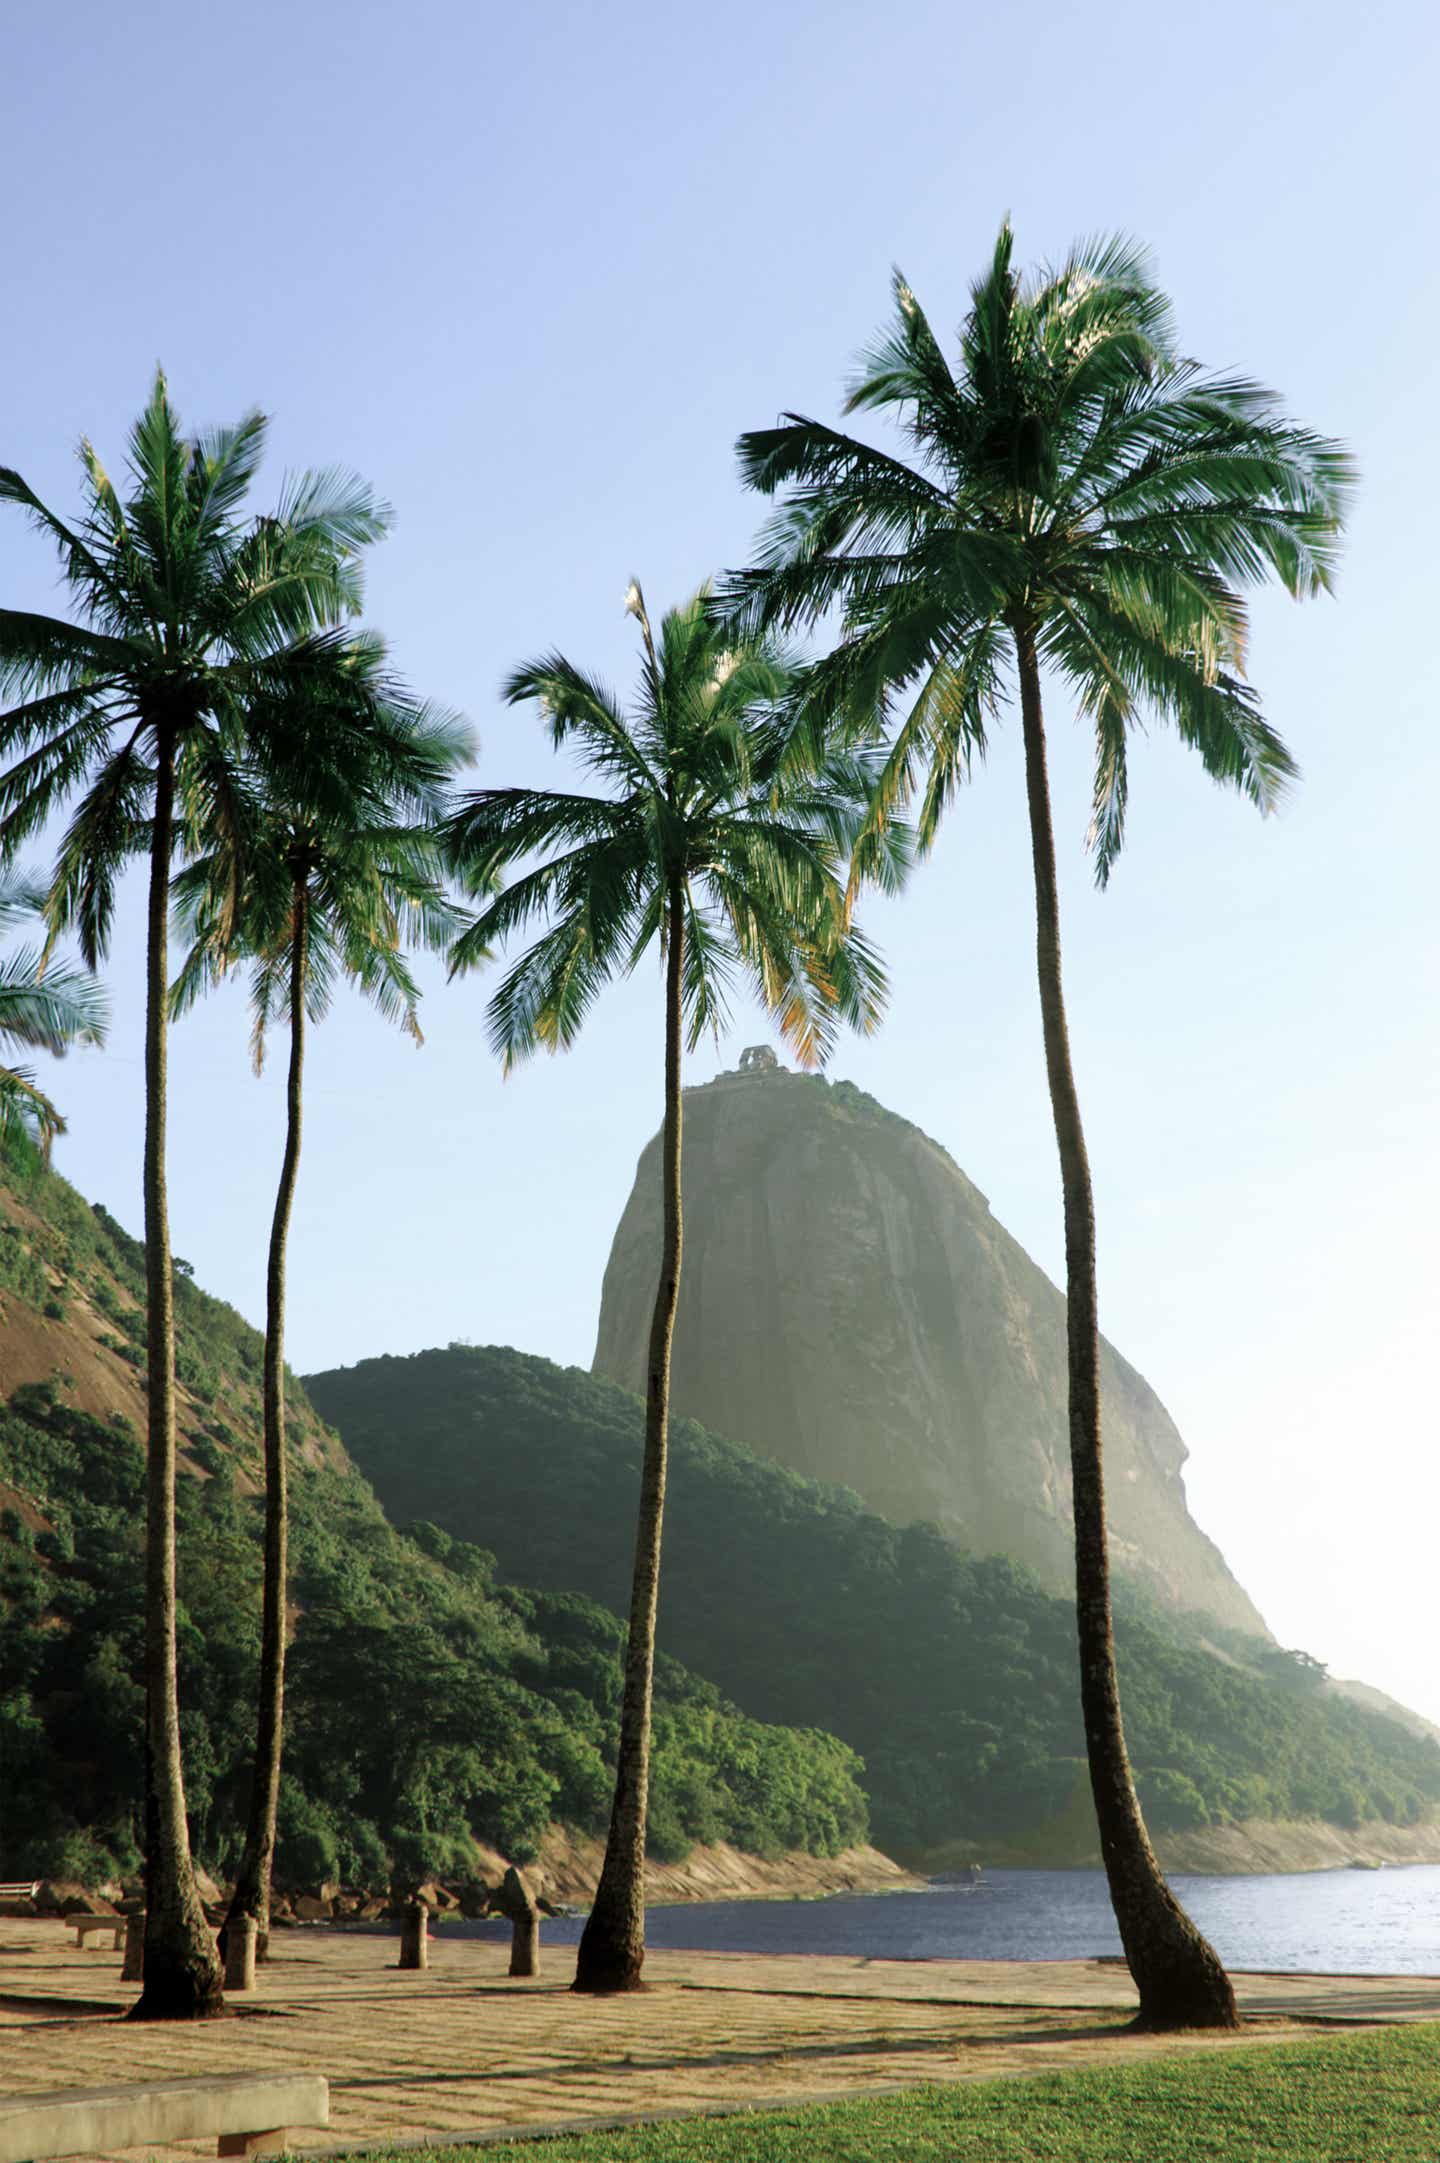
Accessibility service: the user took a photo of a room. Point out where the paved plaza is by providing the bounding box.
[4,1917,1438,2158]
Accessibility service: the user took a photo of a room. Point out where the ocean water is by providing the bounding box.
[457,1865,1440,1976]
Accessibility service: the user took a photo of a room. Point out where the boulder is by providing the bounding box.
[35,1882,116,1917]
[491,1865,541,1978]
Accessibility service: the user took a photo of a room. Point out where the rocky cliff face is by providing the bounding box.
[593,1065,1268,1638]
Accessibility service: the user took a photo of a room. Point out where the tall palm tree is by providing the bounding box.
[0,372,389,2018]
[172,674,472,1964]
[443,583,894,1992]
[0,870,108,1158]
[719,226,1351,2031]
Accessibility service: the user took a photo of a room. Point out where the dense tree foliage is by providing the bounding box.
[0,1162,866,1884]
[308,1344,1440,1860]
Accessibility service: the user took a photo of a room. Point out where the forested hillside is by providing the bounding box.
[0,1162,867,1884]
[308,1345,1440,1862]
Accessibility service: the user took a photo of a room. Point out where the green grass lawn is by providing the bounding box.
[364,2024,1440,2161]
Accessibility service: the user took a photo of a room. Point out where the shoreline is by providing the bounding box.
[909,1814,1440,1880]
[26,1818,1440,1935]
[533,1816,1440,1906]
[1159,1817,1440,1877]
[532,1831,926,1908]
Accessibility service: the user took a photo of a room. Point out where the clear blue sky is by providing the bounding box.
[4,0,1438,1720]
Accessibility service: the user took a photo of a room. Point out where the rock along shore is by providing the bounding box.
[914,1814,1440,1879]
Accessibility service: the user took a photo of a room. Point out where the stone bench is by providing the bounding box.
[67,1914,125,1951]
[0,2072,329,2162]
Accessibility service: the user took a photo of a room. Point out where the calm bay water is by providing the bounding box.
[457,1866,1440,1976]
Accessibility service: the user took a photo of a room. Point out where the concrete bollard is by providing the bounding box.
[398,1898,429,1971]
[223,1913,258,1992]
[498,1867,540,1979]
[121,1911,145,1983]
[508,1904,539,1979]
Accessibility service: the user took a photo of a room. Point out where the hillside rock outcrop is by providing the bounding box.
[593,1064,1267,1637]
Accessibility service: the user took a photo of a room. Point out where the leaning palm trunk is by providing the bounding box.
[223,885,307,1962]
[131,730,225,2022]
[1014,628,1237,2031]
[573,883,685,1993]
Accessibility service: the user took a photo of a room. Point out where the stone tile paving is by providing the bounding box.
[2,1920,1436,2159]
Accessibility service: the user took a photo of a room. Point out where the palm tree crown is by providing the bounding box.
[171,678,471,1056]
[0,368,389,949]
[446,582,893,1062]
[721,222,1352,884]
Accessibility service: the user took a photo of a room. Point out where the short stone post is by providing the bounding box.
[496,1866,540,1978]
[121,1910,145,1983]
[398,1897,429,1971]
[224,1912,258,1992]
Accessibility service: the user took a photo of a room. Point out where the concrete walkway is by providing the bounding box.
[3,1919,1437,2159]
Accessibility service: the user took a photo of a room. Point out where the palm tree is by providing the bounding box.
[0,372,389,2018]
[443,583,893,1992]
[719,226,1351,2031]
[172,670,472,1964]
[0,870,107,1158]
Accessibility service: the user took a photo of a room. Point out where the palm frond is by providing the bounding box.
[47,736,155,966]
[0,466,131,629]
[0,610,136,699]
[0,951,108,1054]
[503,654,661,796]
[0,1066,67,1160]
[484,913,616,1072]
[0,869,53,930]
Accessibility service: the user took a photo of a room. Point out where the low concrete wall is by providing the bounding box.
[0,2071,328,2163]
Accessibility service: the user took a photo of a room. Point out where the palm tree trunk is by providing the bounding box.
[1013,623,1237,2032]
[222,882,306,1964]
[573,878,685,1993]
[130,726,225,2022]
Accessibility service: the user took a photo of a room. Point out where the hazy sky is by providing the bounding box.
[4,1,1438,1724]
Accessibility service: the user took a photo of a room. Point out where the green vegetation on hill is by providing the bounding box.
[0,1164,866,1883]
[306,1346,1440,1859]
